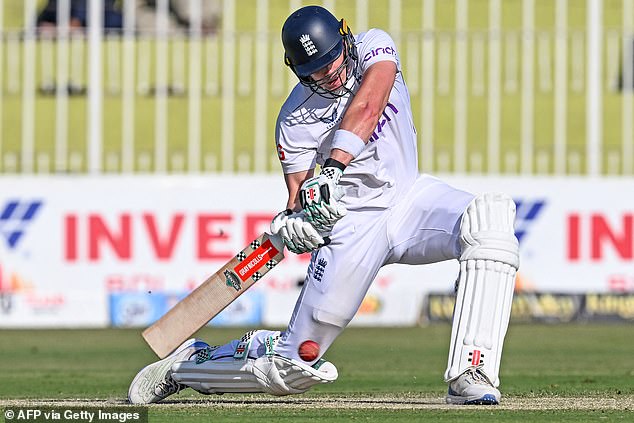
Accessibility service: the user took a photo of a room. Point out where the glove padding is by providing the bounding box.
[299,167,347,232]
[270,209,328,255]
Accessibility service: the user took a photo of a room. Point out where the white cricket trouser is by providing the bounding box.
[274,174,474,363]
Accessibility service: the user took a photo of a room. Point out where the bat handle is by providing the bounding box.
[268,233,331,249]
[267,232,285,253]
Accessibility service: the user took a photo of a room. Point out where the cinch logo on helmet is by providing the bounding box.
[300,34,318,56]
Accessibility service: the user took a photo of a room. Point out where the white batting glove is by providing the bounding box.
[270,209,330,255]
[299,163,347,232]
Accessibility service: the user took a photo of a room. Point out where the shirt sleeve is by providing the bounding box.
[275,112,317,174]
[357,29,401,74]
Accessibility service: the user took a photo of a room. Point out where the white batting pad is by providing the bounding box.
[172,355,338,396]
[172,359,262,394]
[459,193,519,267]
[445,193,520,387]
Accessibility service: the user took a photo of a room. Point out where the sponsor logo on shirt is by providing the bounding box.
[369,102,399,141]
[363,45,397,62]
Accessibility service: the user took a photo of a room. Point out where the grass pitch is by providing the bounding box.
[0,324,632,422]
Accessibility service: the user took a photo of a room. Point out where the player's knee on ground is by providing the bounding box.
[273,298,354,365]
[170,329,338,396]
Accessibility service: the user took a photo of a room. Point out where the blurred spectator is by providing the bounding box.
[134,0,222,35]
[36,0,123,96]
[617,38,634,91]
[36,0,123,30]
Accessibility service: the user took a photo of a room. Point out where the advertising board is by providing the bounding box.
[1,175,632,327]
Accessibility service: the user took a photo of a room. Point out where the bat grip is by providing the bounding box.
[270,232,331,249]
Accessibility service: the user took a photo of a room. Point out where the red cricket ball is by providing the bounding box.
[298,340,320,362]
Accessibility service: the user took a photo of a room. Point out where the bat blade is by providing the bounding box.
[142,233,285,358]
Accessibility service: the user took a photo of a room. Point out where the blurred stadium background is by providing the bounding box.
[0,0,633,414]
[1,0,633,175]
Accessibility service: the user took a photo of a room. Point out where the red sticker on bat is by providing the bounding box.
[233,239,279,282]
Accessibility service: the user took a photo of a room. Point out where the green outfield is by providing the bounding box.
[0,324,632,422]
[0,0,631,173]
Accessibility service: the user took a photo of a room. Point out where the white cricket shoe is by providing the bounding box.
[128,338,209,404]
[445,367,501,405]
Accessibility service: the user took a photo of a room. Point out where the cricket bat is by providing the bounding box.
[142,232,286,358]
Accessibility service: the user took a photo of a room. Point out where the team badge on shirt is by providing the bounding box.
[320,108,338,124]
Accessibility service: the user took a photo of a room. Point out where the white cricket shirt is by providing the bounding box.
[275,29,418,211]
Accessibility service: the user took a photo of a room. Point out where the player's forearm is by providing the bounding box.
[329,102,381,167]
[328,102,381,168]
[339,98,385,144]
[329,148,355,167]
[284,169,314,210]
[329,61,397,166]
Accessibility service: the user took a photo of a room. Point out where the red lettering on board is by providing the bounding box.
[197,214,232,260]
[89,214,132,260]
[143,213,184,260]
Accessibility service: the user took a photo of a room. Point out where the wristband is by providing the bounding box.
[323,158,347,171]
[331,129,366,158]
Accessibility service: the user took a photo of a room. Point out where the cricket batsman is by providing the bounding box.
[128,5,519,405]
